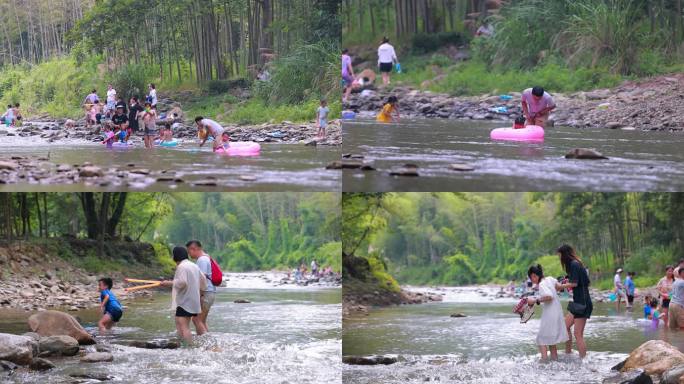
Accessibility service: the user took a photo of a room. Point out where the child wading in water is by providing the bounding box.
[317,99,329,138]
[98,277,123,334]
[376,96,400,123]
[526,264,568,361]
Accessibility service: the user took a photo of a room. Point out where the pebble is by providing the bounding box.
[449,164,474,171]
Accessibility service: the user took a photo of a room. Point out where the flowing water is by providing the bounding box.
[0,273,341,383]
[343,286,684,384]
[341,119,684,191]
[0,132,340,192]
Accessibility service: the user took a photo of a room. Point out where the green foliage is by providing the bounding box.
[347,193,684,289]
[202,79,250,95]
[225,98,341,125]
[367,254,401,293]
[411,32,470,54]
[254,42,340,105]
[108,64,154,100]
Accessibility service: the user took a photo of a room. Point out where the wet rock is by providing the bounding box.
[564,148,609,160]
[602,369,652,384]
[95,345,112,353]
[622,340,684,376]
[29,357,55,371]
[38,335,79,356]
[0,360,18,372]
[79,166,104,177]
[449,164,474,172]
[80,352,113,363]
[0,333,34,365]
[343,355,398,365]
[67,368,114,381]
[239,175,257,181]
[450,313,467,318]
[0,161,18,171]
[662,364,684,384]
[605,121,623,129]
[389,164,419,177]
[120,339,180,349]
[192,179,218,187]
[28,310,96,345]
[130,169,150,175]
[234,299,251,303]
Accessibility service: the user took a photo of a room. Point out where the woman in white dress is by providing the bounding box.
[526,264,569,361]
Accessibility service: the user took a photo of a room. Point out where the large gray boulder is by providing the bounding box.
[38,335,79,356]
[0,333,34,365]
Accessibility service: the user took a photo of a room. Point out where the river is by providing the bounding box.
[341,119,684,191]
[343,286,684,384]
[0,273,341,383]
[0,131,340,192]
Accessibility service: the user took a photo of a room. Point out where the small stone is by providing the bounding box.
[449,164,474,172]
[234,299,251,304]
[565,148,609,160]
[0,161,18,171]
[450,313,467,318]
[80,352,114,363]
[79,166,104,177]
[343,355,398,365]
[389,164,419,177]
[605,121,623,129]
[29,357,55,371]
[239,175,257,181]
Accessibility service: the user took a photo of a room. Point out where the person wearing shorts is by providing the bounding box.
[377,37,398,85]
[187,240,215,334]
[658,266,675,326]
[195,116,225,151]
[557,244,592,358]
[142,102,157,148]
[669,268,684,329]
[342,49,355,102]
[161,246,206,344]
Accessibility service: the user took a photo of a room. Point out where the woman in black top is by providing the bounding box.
[557,244,592,358]
[128,97,144,133]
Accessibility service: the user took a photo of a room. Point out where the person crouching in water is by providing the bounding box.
[521,86,556,128]
[526,264,568,361]
[376,96,400,123]
[98,277,123,334]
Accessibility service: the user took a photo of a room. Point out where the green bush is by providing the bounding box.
[108,64,154,100]
[411,32,469,54]
[202,79,250,95]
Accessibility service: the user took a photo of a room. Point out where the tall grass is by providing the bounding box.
[254,42,340,105]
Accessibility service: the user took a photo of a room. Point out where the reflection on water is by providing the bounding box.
[0,287,341,384]
[342,119,684,191]
[343,286,683,384]
[0,144,340,192]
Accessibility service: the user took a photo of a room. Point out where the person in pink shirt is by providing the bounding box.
[521,86,556,128]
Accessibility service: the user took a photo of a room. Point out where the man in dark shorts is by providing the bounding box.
[160,247,206,344]
[111,106,130,140]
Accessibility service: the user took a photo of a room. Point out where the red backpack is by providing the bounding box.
[209,257,223,286]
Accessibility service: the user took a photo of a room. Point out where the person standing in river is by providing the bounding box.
[613,268,624,311]
[526,264,568,362]
[377,37,398,86]
[186,240,214,335]
[556,244,592,359]
[160,246,206,345]
[521,86,556,128]
[128,97,144,134]
[657,266,675,327]
[667,268,684,330]
[342,48,355,102]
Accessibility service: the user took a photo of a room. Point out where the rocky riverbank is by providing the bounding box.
[343,73,684,132]
[0,240,167,312]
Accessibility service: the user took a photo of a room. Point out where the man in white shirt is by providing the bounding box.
[377,37,398,85]
[613,268,623,311]
[160,246,207,344]
[187,240,215,334]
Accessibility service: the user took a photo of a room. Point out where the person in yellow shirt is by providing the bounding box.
[377,96,400,123]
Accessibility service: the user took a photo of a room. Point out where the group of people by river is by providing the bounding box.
[98,240,218,344]
[522,245,684,362]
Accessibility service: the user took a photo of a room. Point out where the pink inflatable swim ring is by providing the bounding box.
[490,125,544,142]
[216,141,261,156]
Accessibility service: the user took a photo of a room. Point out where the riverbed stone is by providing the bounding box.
[0,161,18,171]
[38,335,79,356]
[28,310,96,345]
[120,339,180,349]
[389,164,419,177]
[0,333,34,365]
[450,313,467,318]
[79,166,104,177]
[662,364,684,384]
[234,299,251,303]
[343,355,398,365]
[80,352,113,363]
[603,369,652,384]
[29,357,55,371]
[622,340,684,376]
[564,148,609,160]
[449,164,474,172]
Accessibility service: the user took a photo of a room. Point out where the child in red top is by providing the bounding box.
[513,115,526,129]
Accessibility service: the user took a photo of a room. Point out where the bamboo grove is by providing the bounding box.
[0,0,341,82]
[342,193,684,286]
